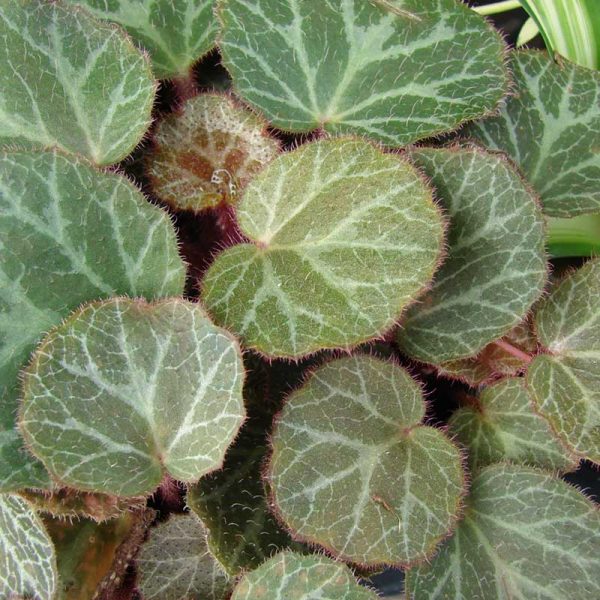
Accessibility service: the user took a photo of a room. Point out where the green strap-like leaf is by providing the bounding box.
[406,464,600,599]
[269,355,465,567]
[0,150,185,492]
[438,320,537,386]
[0,0,155,165]
[0,493,57,600]
[137,513,231,600]
[466,51,600,217]
[217,0,508,147]
[69,0,218,79]
[19,298,246,497]
[519,0,600,69]
[230,551,377,600]
[449,378,576,471]
[527,259,600,464]
[398,146,547,364]
[147,93,279,212]
[202,138,444,358]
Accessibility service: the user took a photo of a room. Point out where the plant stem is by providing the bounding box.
[172,72,197,101]
[473,0,522,16]
[493,339,532,364]
[546,214,600,258]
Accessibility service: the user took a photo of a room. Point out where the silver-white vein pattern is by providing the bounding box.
[269,355,464,566]
[19,298,246,497]
[217,0,508,146]
[0,0,155,165]
[202,138,444,358]
[0,493,57,600]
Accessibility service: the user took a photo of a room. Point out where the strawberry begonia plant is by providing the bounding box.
[0,1,598,599]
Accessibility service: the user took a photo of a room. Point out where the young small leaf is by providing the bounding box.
[0,0,155,165]
[268,355,465,567]
[67,0,217,79]
[0,150,185,492]
[398,146,546,364]
[147,94,279,212]
[449,378,576,471]
[137,513,231,600]
[438,320,537,386]
[527,258,600,464]
[0,493,57,600]
[230,550,377,600]
[20,298,246,497]
[217,0,508,146]
[202,138,444,358]
[406,464,600,599]
[466,51,600,217]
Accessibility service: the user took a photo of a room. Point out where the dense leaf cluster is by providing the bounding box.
[0,1,598,599]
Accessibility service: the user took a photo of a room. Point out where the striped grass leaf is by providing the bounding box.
[0,493,57,600]
[0,150,185,492]
[230,551,377,600]
[448,378,576,471]
[137,513,232,600]
[527,258,600,464]
[397,146,547,365]
[0,0,155,166]
[202,138,444,358]
[437,320,537,386]
[67,0,218,79]
[147,94,279,212]
[268,355,465,567]
[19,298,246,497]
[217,0,508,147]
[519,0,600,69]
[406,464,600,599]
[466,51,600,217]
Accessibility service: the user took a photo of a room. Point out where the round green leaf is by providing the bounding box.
[466,51,600,217]
[230,551,377,600]
[406,464,600,599]
[268,355,465,567]
[217,0,508,147]
[19,297,246,497]
[147,93,279,212]
[137,513,231,600]
[449,378,576,471]
[0,0,155,165]
[67,0,217,79]
[0,493,57,600]
[398,146,547,364]
[202,138,444,358]
[0,150,185,492]
[527,259,600,464]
